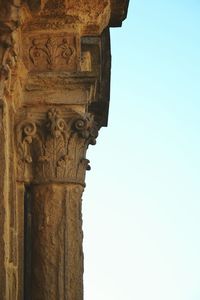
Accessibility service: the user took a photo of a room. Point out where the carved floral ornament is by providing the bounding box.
[16,108,98,184]
[29,37,75,70]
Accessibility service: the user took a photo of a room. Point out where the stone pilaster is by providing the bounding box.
[0,102,7,300]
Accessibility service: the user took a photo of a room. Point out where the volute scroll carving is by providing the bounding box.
[73,117,98,145]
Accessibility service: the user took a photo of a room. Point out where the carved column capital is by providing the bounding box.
[16,107,98,185]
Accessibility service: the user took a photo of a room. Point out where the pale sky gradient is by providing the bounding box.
[83,1,200,299]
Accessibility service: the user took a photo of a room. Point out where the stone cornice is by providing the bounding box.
[110,0,130,27]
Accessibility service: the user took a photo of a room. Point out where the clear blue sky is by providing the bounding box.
[83,1,200,299]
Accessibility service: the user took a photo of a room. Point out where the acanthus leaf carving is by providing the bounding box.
[36,108,68,179]
[16,108,98,184]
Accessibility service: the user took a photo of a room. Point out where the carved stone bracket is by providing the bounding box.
[16,108,98,185]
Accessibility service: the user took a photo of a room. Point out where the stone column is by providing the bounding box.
[0,0,129,299]
[31,184,84,300]
[16,108,97,299]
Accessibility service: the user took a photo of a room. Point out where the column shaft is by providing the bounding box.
[31,184,83,300]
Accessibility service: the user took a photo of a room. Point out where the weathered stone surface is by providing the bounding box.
[0,0,129,299]
[31,184,84,300]
[0,104,7,300]
[110,0,130,27]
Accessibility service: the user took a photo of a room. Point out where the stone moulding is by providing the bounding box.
[0,0,129,299]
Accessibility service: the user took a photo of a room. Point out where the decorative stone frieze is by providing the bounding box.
[25,34,77,71]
